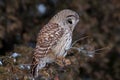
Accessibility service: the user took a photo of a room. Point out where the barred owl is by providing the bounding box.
[31,9,79,78]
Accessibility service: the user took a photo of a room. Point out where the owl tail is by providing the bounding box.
[31,55,47,78]
[31,57,39,78]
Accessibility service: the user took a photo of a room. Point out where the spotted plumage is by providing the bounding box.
[31,9,79,78]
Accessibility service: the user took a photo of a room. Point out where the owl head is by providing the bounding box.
[49,9,79,31]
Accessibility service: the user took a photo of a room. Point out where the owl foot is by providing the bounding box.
[41,69,50,78]
[56,57,71,67]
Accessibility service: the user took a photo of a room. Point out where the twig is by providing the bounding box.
[71,36,89,47]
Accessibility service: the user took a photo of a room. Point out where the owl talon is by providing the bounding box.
[63,59,71,66]
[41,70,50,78]
[56,57,71,67]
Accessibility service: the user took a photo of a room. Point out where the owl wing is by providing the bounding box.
[34,23,64,57]
[31,23,64,77]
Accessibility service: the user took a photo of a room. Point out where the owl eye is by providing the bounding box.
[67,19,73,24]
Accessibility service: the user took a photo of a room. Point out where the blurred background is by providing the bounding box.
[0,0,120,80]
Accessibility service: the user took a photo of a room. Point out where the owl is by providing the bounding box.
[31,9,79,78]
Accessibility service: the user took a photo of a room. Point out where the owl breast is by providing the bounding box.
[53,30,72,57]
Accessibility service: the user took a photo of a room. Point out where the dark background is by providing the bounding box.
[0,0,120,80]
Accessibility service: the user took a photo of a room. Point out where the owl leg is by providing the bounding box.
[56,57,71,67]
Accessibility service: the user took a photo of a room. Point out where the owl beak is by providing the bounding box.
[76,19,79,24]
[76,15,80,23]
[77,19,79,23]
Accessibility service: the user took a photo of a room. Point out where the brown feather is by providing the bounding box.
[31,23,64,78]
